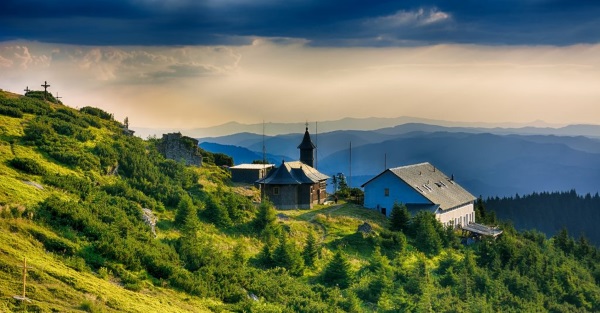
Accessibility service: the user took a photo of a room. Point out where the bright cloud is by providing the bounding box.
[365,8,451,29]
[0,40,599,130]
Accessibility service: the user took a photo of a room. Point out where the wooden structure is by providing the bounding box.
[13,257,32,303]
[229,163,274,184]
[461,222,503,239]
[257,127,328,209]
[41,81,50,101]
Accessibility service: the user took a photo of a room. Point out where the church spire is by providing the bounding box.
[298,125,316,167]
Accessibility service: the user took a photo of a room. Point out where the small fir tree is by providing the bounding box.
[321,250,352,289]
[389,202,410,232]
[272,235,305,276]
[254,201,277,231]
[175,195,197,228]
[303,231,319,267]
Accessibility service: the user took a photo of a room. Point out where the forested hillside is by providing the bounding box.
[1,89,600,312]
[486,191,600,245]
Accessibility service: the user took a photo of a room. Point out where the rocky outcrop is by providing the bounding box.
[157,132,202,166]
[142,208,157,238]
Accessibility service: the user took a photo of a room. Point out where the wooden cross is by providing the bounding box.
[55,92,62,103]
[24,86,30,94]
[13,257,33,303]
[41,81,50,101]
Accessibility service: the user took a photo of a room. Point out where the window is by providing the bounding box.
[273,187,280,195]
[384,188,389,197]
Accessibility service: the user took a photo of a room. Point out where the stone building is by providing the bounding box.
[257,127,329,209]
[157,133,202,166]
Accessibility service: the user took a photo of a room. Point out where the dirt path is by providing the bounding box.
[308,204,344,242]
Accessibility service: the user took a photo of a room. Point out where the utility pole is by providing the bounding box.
[261,120,266,203]
[315,121,318,170]
[349,141,352,188]
[41,81,50,101]
[384,153,387,170]
[13,257,33,303]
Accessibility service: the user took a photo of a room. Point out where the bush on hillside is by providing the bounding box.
[80,106,113,120]
[0,105,23,118]
[9,157,47,175]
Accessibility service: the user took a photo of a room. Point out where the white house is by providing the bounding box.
[361,162,476,228]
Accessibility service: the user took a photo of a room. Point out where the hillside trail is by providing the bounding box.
[308,204,344,242]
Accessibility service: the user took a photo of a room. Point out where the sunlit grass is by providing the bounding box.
[0,219,215,312]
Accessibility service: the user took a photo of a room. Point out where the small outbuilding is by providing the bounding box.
[229,163,275,184]
[361,162,476,228]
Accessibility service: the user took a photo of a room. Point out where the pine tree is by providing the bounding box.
[175,195,197,228]
[412,212,442,256]
[303,231,319,267]
[254,201,277,231]
[321,250,352,289]
[272,235,304,276]
[203,195,232,227]
[389,202,410,232]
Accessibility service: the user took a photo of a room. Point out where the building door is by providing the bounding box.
[381,208,387,216]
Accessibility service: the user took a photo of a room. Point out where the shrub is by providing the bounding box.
[80,106,113,120]
[0,105,23,118]
[43,173,93,199]
[9,157,47,175]
[28,228,76,255]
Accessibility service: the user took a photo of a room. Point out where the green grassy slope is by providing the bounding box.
[1,88,600,313]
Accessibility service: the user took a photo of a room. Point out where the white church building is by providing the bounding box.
[361,162,476,228]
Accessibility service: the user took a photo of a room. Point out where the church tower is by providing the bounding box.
[298,126,316,167]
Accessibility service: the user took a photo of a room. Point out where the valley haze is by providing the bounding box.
[196,119,600,199]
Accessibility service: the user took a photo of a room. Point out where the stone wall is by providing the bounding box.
[157,133,202,166]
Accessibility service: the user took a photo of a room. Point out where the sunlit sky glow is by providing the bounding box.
[1,0,599,128]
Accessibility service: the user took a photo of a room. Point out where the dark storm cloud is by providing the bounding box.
[1,0,599,46]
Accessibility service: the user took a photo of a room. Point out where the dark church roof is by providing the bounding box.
[297,127,316,149]
[257,161,329,185]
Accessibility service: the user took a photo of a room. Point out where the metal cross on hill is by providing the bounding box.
[41,81,50,101]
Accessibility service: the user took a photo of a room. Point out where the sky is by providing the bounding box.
[1,0,600,129]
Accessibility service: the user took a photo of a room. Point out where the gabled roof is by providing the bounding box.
[362,162,476,211]
[230,163,275,170]
[257,161,329,185]
[297,127,316,149]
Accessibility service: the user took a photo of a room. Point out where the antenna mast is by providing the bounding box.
[261,120,266,203]
[315,121,318,170]
[349,141,352,188]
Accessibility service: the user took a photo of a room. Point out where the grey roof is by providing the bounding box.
[364,162,476,211]
[257,161,329,185]
[230,163,275,170]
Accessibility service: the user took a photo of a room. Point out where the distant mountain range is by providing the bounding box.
[198,122,600,198]
[132,116,600,139]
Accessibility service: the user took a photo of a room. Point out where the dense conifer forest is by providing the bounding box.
[1,89,600,312]
[486,191,600,245]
